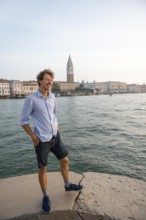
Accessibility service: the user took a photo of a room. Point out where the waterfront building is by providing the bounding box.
[0,79,10,97]
[57,81,80,91]
[83,81,127,94]
[140,83,146,93]
[101,83,108,94]
[103,81,127,94]
[22,81,38,97]
[127,84,141,93]
[82,81,107,94]
[9,80,22,97]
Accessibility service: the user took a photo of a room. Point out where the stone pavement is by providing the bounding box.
[74,172,146,220]
[1,172,146,220]
[0,172,82,219]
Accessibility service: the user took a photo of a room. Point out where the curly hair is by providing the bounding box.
[36,69,54,86]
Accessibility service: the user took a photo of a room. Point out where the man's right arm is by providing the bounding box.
[20,98,39,146]
[22,124,40,146]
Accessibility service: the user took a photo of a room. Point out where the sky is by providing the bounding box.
[0,0,146,84]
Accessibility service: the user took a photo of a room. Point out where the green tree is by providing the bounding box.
[52,82,60,92]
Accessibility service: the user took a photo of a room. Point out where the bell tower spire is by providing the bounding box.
[67,55,74,83]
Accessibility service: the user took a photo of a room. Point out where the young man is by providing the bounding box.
[20,69,82,213]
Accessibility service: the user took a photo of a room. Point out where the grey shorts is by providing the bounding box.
[35,131,69,168]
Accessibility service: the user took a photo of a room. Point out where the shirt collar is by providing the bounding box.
[36,90,53,98]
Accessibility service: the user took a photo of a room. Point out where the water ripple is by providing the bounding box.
[0,94,146,181]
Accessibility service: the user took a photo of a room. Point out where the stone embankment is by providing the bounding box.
[0,172,146,220]
[74,172,146,220]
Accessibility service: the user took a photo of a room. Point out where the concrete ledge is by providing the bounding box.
[74,172,146,220]
[0,172,82,219]
[1,172,146,220]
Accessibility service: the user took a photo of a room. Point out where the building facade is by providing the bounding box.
[141,84,146,93]
[9,80,22,97]
[0,79,10,97]
[105,81,127,94]
[22,81,38,96]
[83,81,107,94]
[83,81,127,94]
[58,81,80,91]
[127,84,141,93]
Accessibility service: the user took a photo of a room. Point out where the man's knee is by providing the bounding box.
[39,166,47,174]
[60,156,69,167]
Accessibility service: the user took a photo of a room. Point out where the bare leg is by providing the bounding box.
[60,156,82,191]
[38,166,48,196]
[39,166,51,213]
[60,156,69,181]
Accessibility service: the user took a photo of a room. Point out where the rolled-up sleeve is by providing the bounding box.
[20,97,33,126]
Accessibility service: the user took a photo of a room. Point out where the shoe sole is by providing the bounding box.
[65,188,83,191]
[42,206,52,214]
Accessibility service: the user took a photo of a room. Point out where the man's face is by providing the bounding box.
[39,73,53,91]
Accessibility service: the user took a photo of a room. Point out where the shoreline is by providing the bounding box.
[0,92,146,100]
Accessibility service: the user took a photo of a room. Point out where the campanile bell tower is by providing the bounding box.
[67,55,74,83]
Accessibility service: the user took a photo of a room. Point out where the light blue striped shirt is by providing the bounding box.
[20,90,58,142]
